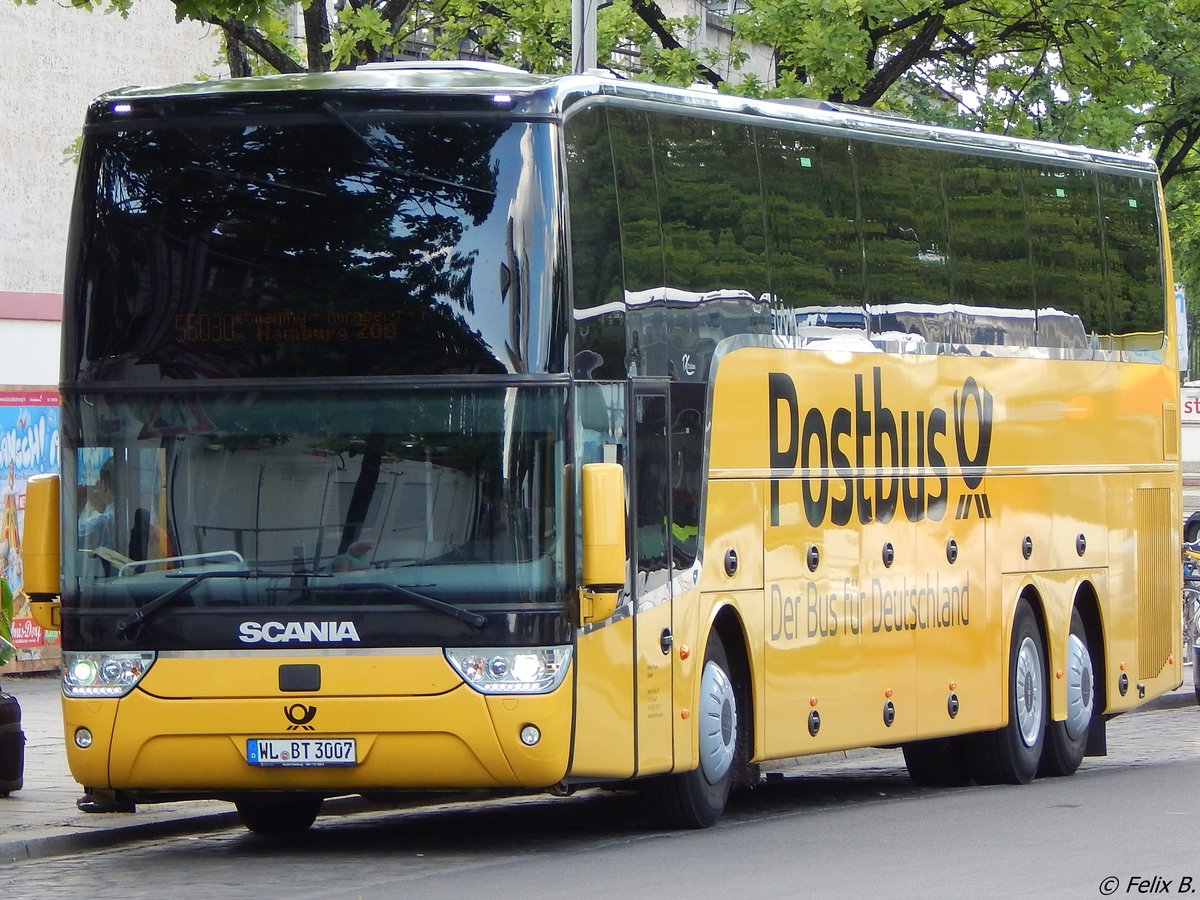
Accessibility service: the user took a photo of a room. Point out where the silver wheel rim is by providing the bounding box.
[1015,635,1044,748]
[698,659,737,785]
[1063,632,1093,741]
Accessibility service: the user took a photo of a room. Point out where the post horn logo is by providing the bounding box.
[284,703,317,731]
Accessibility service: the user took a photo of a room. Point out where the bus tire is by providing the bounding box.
[1039,609,1094,777]
[235,793,323,835]
[640,632,739,829]
[970,599,1046,785]
[902,736,972,787]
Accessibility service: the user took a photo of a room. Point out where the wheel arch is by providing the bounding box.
[1010,583,1049,719]
[1072,580,1107,717]
[1014,577,1106,733]
[1015,583,1049,648]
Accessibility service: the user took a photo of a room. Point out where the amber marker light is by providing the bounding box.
[680,709,691,720]
[679,645,690,660]
[809,696,818,707]
[884,688,893,698]
[948,681,957,690]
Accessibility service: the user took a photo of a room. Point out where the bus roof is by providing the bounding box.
[93,60,1157,175]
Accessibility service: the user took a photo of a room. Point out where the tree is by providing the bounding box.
[26,1,1196,168]
[16,0,1200,368]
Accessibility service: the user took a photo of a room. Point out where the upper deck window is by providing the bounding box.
[67,109,566,380]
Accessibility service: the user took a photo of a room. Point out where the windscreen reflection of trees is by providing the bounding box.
[80,118,513,378]
[857,141,949,310]
[653,117,767,299]
[1100,176,1162,336]
[1026,166,1108,336]
[565,107,1165,355]
[760,129,860,307]
[565,107,627,380]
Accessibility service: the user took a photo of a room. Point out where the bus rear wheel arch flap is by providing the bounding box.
[640,622,753,828]
[902,735,972,787]
[970,595,1047,785]
[1039,602,1097,777]
[235,792,324,835]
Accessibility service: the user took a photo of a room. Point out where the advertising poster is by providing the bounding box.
[0,389,61,673]
[1183,384,1200,473]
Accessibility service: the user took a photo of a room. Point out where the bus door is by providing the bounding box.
[631,382,675,773]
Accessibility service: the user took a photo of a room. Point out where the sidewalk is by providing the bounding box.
[0,672,240,862]
[1,669,1197,863]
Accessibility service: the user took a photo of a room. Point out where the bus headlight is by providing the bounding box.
[446,646,572,694]
[63,651,156,698]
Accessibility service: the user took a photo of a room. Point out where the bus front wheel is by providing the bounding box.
[235,793,324,835]
[970,599,1046,785]
[640,632,740,829]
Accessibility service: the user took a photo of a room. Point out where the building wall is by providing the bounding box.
[658,0,774,85]
[0,1,220,385]
[0,3,220,672]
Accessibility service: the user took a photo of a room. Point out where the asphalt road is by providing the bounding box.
[3,683,1198,900]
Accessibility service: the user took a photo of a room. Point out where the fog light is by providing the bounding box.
[519,724,541,746]
[75,727,93,749]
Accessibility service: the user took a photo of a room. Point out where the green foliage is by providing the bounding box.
[328,4,394,68]
[0,577,13,667]
[13,0,1200,353]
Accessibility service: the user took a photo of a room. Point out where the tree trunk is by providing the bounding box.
[304,2,332,72]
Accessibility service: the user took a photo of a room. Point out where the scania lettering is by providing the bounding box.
[238,621,362,645]
[22,63,1181,837]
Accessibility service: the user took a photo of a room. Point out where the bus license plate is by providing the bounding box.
[246,738,357,767]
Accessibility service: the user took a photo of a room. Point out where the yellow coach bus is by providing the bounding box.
[24,62,1181,833]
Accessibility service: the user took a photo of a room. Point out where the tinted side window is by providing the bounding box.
[651,115,767,299]
[610,108,664,377]
[565,106,627,379]
[610,108,665,298]
[943,155,1031,311]
[1024,165,1107,341]
[1100,174,1164,340]
[857,141,949,311]
[759,128,861,312]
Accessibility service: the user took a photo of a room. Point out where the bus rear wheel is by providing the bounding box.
[235,793,324,835]
[640,632,741,829]
[1039,608,1094,777]
[970,599,1046,785]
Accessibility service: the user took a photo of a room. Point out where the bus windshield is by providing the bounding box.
[65,385,566,648]
[66,107,563,380]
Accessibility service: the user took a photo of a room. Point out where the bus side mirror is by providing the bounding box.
[580,463,626,622]
[23,473,62,630]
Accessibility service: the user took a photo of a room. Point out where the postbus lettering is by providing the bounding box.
[768,367,990,527]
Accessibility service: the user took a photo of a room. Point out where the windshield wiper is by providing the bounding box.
[308,582,488,629]
[115,569,328,635]
[116,572,487,634]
